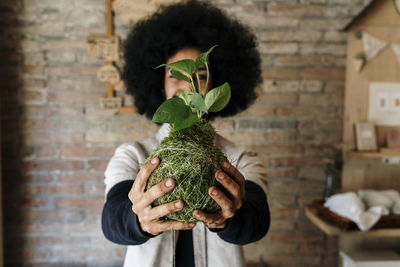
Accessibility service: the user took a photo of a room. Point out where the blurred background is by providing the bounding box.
[2,0,397,266]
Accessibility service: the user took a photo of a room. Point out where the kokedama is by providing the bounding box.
[145,45,231,222]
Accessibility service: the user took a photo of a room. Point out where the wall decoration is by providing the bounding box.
[387,129,400,149]
[97,64,121,85]
[362,32,388,61]
[100,97,123,114]
[368,82,400,126]
[392,44,400,64]
[394,0,400,15]
[355,122,378,152]
[86,35,120,61]
[353,51,366,72]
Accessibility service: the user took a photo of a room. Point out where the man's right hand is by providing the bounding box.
[128,157,195,235]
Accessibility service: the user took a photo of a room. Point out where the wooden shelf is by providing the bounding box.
[305,206,400,237]
[347,150,400,159]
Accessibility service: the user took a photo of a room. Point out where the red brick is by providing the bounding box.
[21,223,59,233]
[23,174,53,182]
[247,145,303,155]
[261,68,299,79]
[23,65,45,75]
[218,131,266,145]
[22,210,81,220]
[60,221,101,233]
[21,89,46,104]
[58,173,104,183]
[83,206,103,218]
[211,118,236,132]
[256,92,298,104]
[269,231,324,243]
[45,40,85,51]
[265,168,296,179]
[48,91,101,104]
[267,130,298,144]
[25,145,58,158]
[301,68,345,79]
[87,160,109,171]
[268,3,325,16]
[25,185,83,195]
[23,119,52,130]
[47,66,99,76]
[25,106,83,117]
[24,133,84,145]
[25,236,90,247]
[238,105,275,116]
[270,207,302,219]
[268,193,296,206]
[271,157,323,167]
[24,160,84,171]
[60,146,115,158]
[54,197,104,208]
[274,55,336,67]
[298,167,325,180]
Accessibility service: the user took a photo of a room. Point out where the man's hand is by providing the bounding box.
[128,157,195,235]
[193,161,246,229]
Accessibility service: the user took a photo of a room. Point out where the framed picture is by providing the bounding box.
[387,129,400,149]
[355,122,378,152]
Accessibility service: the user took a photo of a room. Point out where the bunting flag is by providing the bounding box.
[362,32,388,61]
[391,44,400,64]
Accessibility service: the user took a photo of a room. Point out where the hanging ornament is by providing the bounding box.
[362,32,388,61]
[97,64,121,85]
[353,51,366,72]
[391,43,400,64]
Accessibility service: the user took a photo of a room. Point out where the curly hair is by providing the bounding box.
[122,1,262,120]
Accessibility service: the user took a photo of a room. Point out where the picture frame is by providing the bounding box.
[354,122,378,152]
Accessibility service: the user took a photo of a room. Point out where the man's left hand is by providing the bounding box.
[193,161,245,229]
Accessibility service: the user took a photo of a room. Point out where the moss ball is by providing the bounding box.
[146,120,227,222]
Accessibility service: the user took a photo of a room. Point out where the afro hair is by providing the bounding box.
[122,1,262,120]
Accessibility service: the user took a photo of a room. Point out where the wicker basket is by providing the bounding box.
[312,200,400,231]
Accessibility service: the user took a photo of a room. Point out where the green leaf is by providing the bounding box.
[190,93,208,113]
[156,59,196,78]
[171,69,191,83]
[152,97,198,131]
[204,82,231,112]
[152,97,187,123]
[178,90,194,106]
[195,45,218,68]
[174,110,198,131]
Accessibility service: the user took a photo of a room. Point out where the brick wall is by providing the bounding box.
[0,0,371,266]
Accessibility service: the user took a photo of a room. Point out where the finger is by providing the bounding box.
[134,157,160,192]
[221,162,245,197]
[139,178,175,208]
[208,187,237,217]
[215,171,242,208]
[147,200,184,220]
[193,210,226,228]
[151,220,196,235]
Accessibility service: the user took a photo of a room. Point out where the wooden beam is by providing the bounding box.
[106,0,114,98]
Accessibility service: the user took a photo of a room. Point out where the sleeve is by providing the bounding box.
[211,180,270,245]
[211,147,270,245]
[101,180,155,245]
[101,142,155,245]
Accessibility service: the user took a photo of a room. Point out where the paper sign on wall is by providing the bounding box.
[87,35,120,61]
[97,64,121,85]
[368,82,400,126]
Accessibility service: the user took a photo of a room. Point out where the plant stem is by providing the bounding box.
[196,72,201,95]
[189,77,196,93]
[204,63,210,96]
